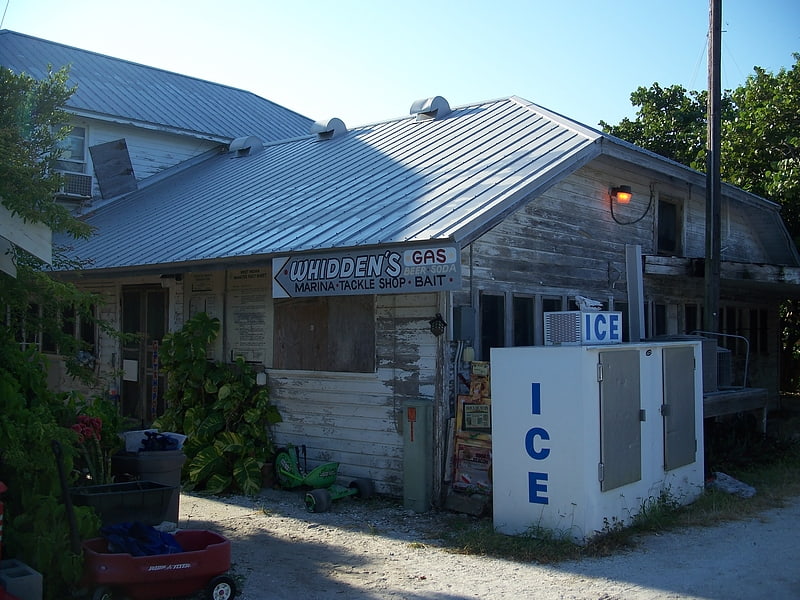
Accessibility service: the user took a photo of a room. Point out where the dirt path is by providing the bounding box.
[179,488,800,600]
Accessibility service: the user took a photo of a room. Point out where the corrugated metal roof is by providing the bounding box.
[62,97,602,272]
[0,30,312,142]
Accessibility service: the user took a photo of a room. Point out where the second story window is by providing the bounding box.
[657,196,683,256]
[55,126,87,174]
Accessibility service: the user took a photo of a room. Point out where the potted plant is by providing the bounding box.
[155,312,282,496]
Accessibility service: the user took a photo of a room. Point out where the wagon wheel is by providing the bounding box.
[305,488,332,513]
[349,477,375,499]
[205,574,237,599]
[91,586,114,600]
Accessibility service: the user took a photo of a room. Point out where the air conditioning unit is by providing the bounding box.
[58,171,93,198]
[544,311,623,346]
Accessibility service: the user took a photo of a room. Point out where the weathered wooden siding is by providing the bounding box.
[269,293,440,497]
[457,161,784,399]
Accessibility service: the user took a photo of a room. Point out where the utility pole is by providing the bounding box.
[704,0,722,333]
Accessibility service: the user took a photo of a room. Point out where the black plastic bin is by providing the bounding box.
[70,480,176,526]
[112,450,186,523]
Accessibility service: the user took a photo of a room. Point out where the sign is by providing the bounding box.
[272,244,462,298]
[227,268,270,362]
[582,312,622,344]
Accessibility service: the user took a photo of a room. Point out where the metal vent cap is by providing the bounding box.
[229,136,263,156]
[310,118,347,140]
[410,96,451,121]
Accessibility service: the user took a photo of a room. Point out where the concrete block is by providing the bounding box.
[0,559,42,600]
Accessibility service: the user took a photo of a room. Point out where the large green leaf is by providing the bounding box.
[203,472,232,495]
[195,411,225,439]
[188,445,225,485]
[233,456,264,496]
[214,431,245,455]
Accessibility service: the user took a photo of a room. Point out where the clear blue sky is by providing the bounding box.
[3,0,798,129]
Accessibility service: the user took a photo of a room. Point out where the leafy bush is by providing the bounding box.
[0,329,102,598]
[155,312,282,496]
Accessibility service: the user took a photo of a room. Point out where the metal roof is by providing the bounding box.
[62,97,603,273]
[0,30,312,143]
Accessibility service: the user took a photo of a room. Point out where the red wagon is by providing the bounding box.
[81,529,236,600]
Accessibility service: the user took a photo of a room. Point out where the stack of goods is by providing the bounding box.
[452,361,492,495]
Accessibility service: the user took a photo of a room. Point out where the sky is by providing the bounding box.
[2,0,799,130]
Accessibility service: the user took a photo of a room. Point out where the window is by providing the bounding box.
[684,304,700,335]
[480,293,505,360]
[657,197,683,255]
[512,296,534,346]
[17,303,96,356]
[273,295,375,372]
[54,126,87,174]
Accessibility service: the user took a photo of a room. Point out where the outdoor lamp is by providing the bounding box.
[610,185,633,204]
[429,313,447,336]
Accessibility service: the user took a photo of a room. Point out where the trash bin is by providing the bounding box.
[112,449,186,524]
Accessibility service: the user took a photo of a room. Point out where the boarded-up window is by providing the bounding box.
[273,295,375,372]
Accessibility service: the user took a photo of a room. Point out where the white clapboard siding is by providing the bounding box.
[87,121,220,181]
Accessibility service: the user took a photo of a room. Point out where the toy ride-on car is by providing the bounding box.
[273,444,374,512]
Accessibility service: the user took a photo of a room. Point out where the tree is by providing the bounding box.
[0,66,118,597]
[600,54,800,392]
[600,54,800,240]
[0,65,104,382]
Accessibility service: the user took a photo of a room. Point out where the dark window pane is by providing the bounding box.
[658,201,678,254]
[480,294,505,359]
[513,296,534,346]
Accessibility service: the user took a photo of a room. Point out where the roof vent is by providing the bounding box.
[410,96,451,121]
[310,118,347,140]
[229,136,263,156]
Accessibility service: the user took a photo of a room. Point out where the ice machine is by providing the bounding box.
[491,341,704,543]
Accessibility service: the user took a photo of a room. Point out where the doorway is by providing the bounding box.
[121,285,167,426]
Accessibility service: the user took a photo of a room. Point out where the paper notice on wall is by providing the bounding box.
[123,359,138,382]
[189,294,220,320]
[227,268,270,363]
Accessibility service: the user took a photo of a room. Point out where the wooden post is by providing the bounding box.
[704,0,722,333]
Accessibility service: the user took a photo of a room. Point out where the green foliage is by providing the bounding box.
[0,65,119,385]
[155,312,282,496]
[600,55,800,239]
[0,328,105,599]
[601,54,800,392]
[600,82,728,170]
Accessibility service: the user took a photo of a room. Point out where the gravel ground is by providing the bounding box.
[178,486,800,600]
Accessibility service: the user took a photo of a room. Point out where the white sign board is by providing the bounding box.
[272,244,461,298]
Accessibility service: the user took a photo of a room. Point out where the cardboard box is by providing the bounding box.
[452,440,492,493]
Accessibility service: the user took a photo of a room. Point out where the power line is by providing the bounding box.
[0,0,9,29]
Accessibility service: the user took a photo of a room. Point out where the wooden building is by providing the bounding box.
[5,32,799,506]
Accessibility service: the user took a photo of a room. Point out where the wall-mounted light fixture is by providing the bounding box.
[429,313,447,337]
[610,185,633,204]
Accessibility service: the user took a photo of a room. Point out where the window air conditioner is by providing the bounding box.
[544,311,623,346]
[58,171,93,198]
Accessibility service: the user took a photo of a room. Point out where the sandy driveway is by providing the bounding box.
[178,487,800,600]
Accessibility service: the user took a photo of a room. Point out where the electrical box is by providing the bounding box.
[402,399,433,512]
[544,311,623,346]
[490,341,704,543]
[453,306,476,341]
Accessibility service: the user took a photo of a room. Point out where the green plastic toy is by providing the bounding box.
[273,444,374,512]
